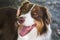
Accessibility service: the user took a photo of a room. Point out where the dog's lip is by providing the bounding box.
[19,24,36,37]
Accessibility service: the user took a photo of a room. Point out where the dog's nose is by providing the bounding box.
[18,17,25,24]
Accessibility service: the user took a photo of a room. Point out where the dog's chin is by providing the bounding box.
[18,24,36,37]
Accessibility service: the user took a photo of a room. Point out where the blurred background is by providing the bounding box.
[0,0,60,40]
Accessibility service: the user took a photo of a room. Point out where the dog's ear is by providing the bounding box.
[39,6,51,25]
[38,6,51,35]
[39,6,51,34]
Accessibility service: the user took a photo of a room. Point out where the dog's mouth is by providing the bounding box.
[19,24,36,37]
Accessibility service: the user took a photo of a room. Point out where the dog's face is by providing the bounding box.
[17,2,51,37]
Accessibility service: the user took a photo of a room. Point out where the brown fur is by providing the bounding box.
[0,7,18,40]
[20,2,33,14]
[34,19,44,35]
[19,2,51,35]
[31,5,51,35]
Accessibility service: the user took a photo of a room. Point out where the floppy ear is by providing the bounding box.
[41,7,51,25]
[39,6,51,35]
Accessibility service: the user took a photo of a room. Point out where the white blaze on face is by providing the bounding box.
[20,11,34,26]
[20,4,36,26]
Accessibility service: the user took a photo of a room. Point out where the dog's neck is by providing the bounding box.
[17,24,51,40]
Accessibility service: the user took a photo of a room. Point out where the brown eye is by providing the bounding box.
[31,12,41,21]
[34,13,37,15]
[33,13,38,17]
[31,12,39,18]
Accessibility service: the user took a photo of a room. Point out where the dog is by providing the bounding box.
[0,1,52,40]
[0,7,18,40]
[17,1,52,40]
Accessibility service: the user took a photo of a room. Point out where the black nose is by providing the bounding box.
[18,17,25,24]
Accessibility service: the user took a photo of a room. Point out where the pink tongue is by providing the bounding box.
[19,26,32,36]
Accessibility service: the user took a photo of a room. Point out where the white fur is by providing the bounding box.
[19,4,35,26]
[17,24,52,40]
[20,12,34,26]
[17,4,52,40]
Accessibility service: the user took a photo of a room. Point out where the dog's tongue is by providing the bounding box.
[19,26,33,36]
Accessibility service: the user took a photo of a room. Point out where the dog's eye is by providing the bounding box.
[32,13,38,17]
[31,10,42,21]
[31,12,41,20]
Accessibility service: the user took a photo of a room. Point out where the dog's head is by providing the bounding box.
[17,2,51,37]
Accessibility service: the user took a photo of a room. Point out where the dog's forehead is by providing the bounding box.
[20,2,33,14]
[20,2,46,17]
